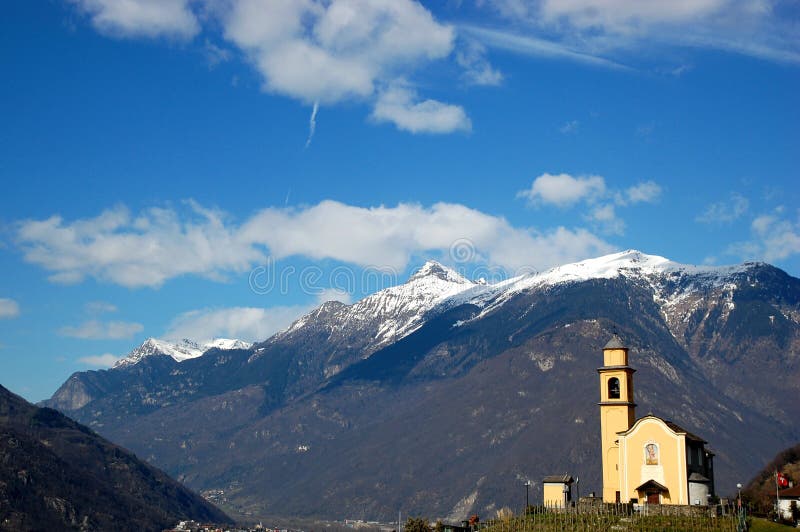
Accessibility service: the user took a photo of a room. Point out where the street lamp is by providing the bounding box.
[524,480,531,514]
[736,483,745,532]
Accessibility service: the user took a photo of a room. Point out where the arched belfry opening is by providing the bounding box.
[608,377,621,399]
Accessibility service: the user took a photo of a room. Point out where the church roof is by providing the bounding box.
[603,334,626,350]
[663,420,707,443]
[617,415,708,443]
[688,473,711,483]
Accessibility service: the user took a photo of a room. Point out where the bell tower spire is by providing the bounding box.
[598,333,636,503]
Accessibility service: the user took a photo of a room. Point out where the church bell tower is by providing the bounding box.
[598,334,636,503]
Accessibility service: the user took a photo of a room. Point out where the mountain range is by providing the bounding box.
[0,384,230,531]
[44,250,800,521]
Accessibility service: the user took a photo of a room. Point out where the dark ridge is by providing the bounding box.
[0,384,231,531]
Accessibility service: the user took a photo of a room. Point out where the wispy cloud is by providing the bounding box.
[697,193,750,224]
[620,181,662,205]
[204,39,232,68]
[456,39,503,86]
[85,301,118,315]
[305,101,319,148]
[0,298,20,319]
[728,209,800,263]
[164,305,312,345]
[473,0,800,66]
[59,320,143,340]
[460,25,632,70]
[559,120,579,134]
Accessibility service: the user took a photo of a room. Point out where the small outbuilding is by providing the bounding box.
[543,474,574,508]
[778,485,800,522]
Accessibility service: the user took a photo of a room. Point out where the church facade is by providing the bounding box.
[599,335,715,505]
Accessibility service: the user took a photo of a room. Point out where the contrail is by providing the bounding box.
[304,101,319,148]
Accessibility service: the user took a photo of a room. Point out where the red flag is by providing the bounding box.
[777,472,789,488]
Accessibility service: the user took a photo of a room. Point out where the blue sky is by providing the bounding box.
[1,0,798,401]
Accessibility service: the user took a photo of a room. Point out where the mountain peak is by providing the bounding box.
[114,337,252,368]
[408,260,472,284]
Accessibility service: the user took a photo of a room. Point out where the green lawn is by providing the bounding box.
[749,517,797,531]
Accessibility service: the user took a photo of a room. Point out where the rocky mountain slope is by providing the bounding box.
[0,384,231,531]
[44,251,800,521]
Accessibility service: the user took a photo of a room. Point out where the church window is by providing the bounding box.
[608,377,620,399]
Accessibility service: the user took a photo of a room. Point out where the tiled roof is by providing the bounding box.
[542,474,574,484]
[663,419,707,443]
[604,334,626,349]
[779,485,800,498]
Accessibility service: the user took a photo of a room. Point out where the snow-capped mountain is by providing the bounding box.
[272,250,765,362]
[44,250,800,520]
[439,249,762,327]
[114,337,252,368]
[254,260,477,378]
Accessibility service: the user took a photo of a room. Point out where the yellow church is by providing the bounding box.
[598,335,715,505]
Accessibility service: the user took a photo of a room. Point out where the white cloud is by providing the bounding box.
[59,320,144,340]
[0,298,20,319]
[220,0,455,105]
[77,353,121,367]
[371,85,472,134]
[235,200,614,272]
[518,173,606,207]
[164,305,312,344]
[16,201,262,288]
[697,193,749,224]
[518,173,661,235]
[70,0,199,39]
[18,199,616,287]
[69,0,472,135]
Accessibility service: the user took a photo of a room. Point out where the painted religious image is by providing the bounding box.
[645,443,659,465]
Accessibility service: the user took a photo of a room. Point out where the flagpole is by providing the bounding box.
[776,470,780,520]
